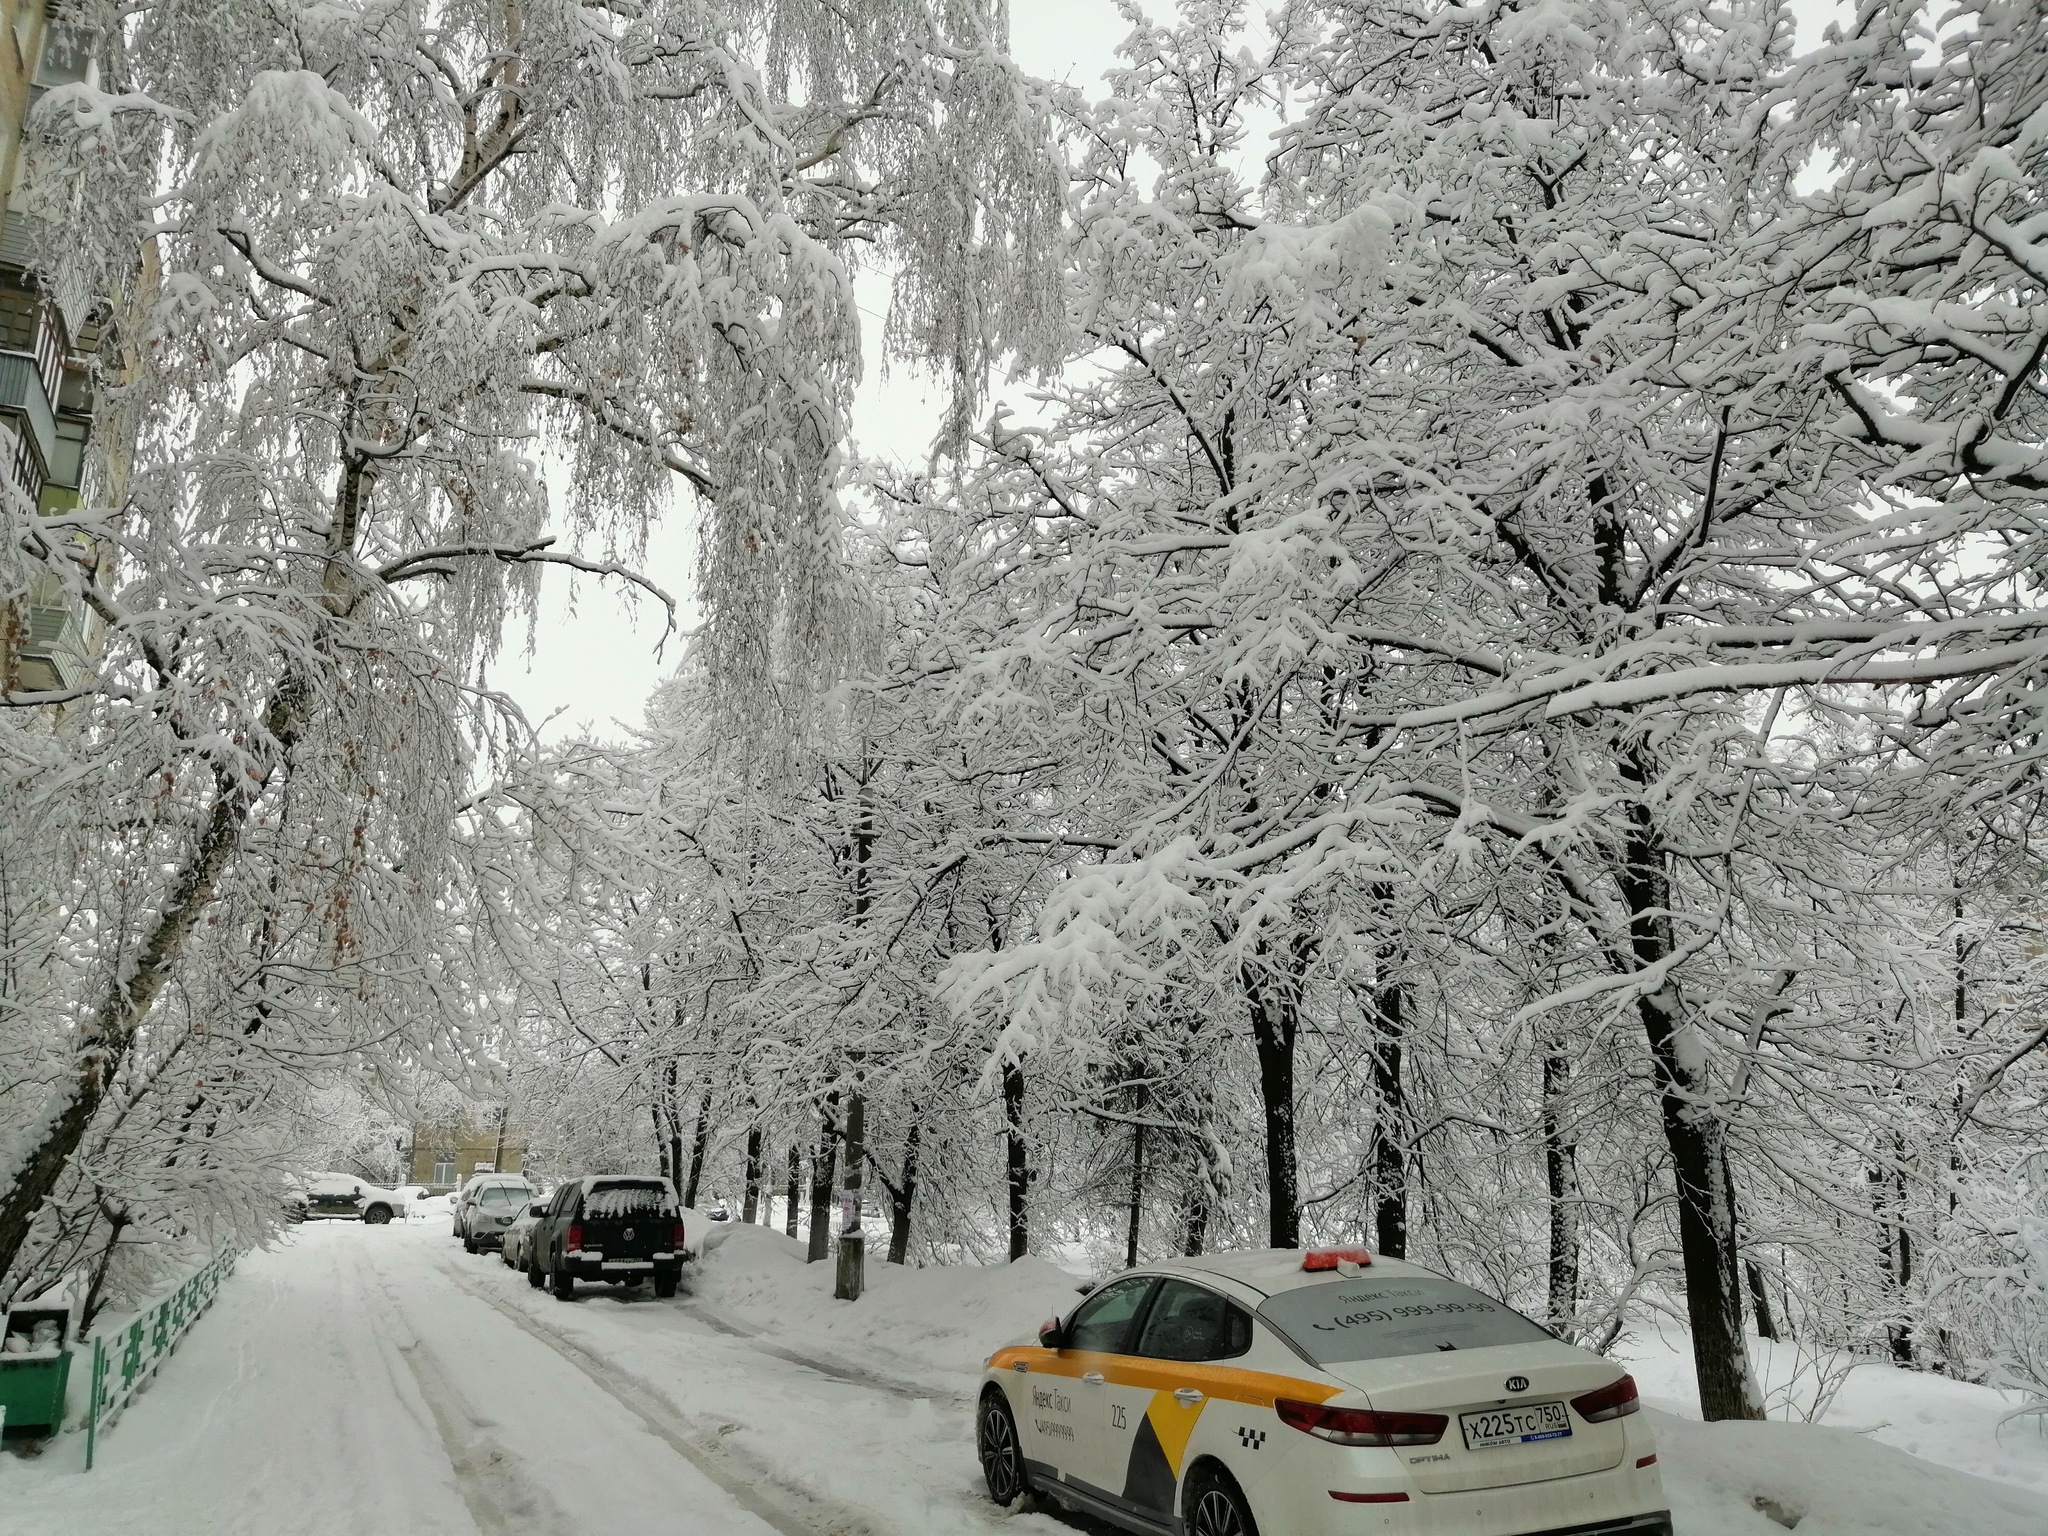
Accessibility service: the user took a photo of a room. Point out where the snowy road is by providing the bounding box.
[0,1222,1044,1536]
[8,1220,2046,1536]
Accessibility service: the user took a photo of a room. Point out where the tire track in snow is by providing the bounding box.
[672,1292,968,1408]
[395,1328,568,1536]
[432,1258,892,1536]
[354,1244,570,1536]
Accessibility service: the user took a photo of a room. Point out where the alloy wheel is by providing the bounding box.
[1189,1486,1247,1536]
[978,1401,1022,1503]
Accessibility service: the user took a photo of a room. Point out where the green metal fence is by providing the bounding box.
[83,1250,238,1470]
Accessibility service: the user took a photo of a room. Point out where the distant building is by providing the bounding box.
[407,1118,527,1192]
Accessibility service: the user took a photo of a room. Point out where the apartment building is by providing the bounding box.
[0,0,101,703]
[407,1118,530,1193]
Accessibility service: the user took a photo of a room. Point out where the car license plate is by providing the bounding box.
[1459,1401,1572,1450]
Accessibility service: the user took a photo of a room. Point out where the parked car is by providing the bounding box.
[977,1247,1669,1536]
[293,1173,409,1224]
[499,1198,549,1272]
[529,1175,689,1300]
[455,1174,536,1253]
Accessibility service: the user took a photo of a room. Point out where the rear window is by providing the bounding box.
[582,1182,675,1220]
[1256,1277,1553,1365]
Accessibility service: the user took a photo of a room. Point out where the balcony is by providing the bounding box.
[14,599,91,693]
[0,351,57,473]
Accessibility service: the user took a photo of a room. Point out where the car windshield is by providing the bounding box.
[582,1182,674,1220]
[1256,1276,1553,1365]
[477,1186,528,1211]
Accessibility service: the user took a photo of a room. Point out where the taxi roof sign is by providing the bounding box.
[1301,1246,1373,1271]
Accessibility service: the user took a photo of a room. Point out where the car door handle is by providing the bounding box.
[1082,1372,1106,1385]
[1174,1388,1204,1405]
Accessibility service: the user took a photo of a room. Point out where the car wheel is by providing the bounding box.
[1184,1466,1257,1536]
[528,1258,545,1289]
[654,1273,678,1299]
[363,1204,392,1225]
[551,1263,574,1301]
[464,1230,478,1253]
[977,1390,1028,1506]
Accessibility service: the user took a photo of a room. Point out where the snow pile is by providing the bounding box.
[1654,1411,2048,1535]
[1623,1331,2048,1498]
[691,1223,1082,1383]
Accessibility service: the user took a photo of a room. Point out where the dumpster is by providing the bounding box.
[0,1302,75,1436]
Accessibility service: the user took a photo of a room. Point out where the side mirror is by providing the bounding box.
[1038,1317,1066,1350]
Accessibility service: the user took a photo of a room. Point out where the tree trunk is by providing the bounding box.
[887,1122,920,1264]
[1182,1177,1209,1257]
[1365,943,1408,1258]
[80,1212,129,1336]
[807,1095,838,1263]
[1870,1154,1916,1366]
[0,671,308,1285]
[784,1144,800,1238]
[1543,1038,1580,1335]
[1746,1260,1779,1343]
[664,1058,684,1198]
[1003,1058,1029,1260]
[651,1103,670,1187]
[742,1125,763,1223]
[682,1087,712,1208]
[1619,789,1763,1421]
[834,1090,865,1300]
[1182,1118,1220,1257]
[1243,948,1304,1249]
[1125,1121,1146,1269]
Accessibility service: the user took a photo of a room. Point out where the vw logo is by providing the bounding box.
[1504,1376,1530,1393]
[624,1226,635,1241]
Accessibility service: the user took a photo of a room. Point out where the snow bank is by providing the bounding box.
[1623,1330,2048,1499]
[685,1232,2048,1534]
[1653,1410,2048,1535]
[691,1223,1082,1384]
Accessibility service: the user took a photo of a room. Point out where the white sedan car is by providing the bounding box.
[979,1248,1669,1536]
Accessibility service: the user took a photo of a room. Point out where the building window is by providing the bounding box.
[0,291,38,353]
[432,1159,454,1187]
[8,422,40,501]
[35,25,95,90]
[48,416,86,488]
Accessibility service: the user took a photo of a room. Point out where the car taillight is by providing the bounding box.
[1571,1374,1641,1423]
[1275,1399,1446,1447]
[566,1224,582,1252]
[1301,1247,1373,1271]
[672,1222,686,1250]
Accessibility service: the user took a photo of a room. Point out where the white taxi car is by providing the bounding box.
[978,1247,1669,1536]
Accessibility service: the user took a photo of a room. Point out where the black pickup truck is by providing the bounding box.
[530,1175,687,1299]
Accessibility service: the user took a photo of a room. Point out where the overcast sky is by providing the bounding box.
[490,1,1134,743]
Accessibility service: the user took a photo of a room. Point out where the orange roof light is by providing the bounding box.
[1302,1246,1374,1271]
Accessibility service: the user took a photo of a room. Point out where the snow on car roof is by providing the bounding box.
[1157,1248,1433,1297]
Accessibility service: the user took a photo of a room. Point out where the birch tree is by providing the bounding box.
[0,0,1059,1291]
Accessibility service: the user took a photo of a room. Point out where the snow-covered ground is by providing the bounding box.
[2,1219,2043,1536]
